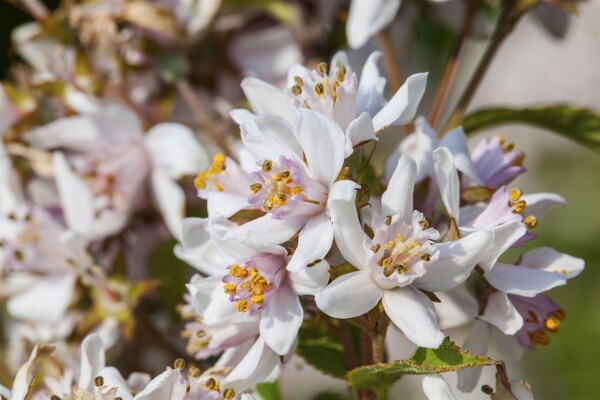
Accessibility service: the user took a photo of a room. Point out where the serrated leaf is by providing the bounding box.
[346,338,494,399]
[462,105,600,152]
[297,323,349,379]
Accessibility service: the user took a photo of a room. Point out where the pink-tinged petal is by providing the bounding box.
[241,115,302,162]
[287,213,334,273]
[383,286,444,348]
[294,108,346,185]
[519,247,584,279]
[382,154,416,222]
[289,259,330,296]
[422,374,457,400]
[53,152,94,236]
[473,221,527,272]
[346,0,401,49]
[222,337,281,392]
[260,282,303,355]
[237,231,289,258]
[25,115,105,152]
[439,126,482,185]
[395,117,437,183]
[457,319,489,393]
[240,77,296,124]
[434,286,478,330]
[151,171,185,240]
[357,51,387,116]
[372,73,428,132]
[203,285,251,326]
[433,147,460,222]
[144,123,208,179]
[78,334,105,391]
[327,180,371,270]
[315,271,383,318]
[97,367,133,400]
[490,327,523,361]
[520,192,566,220]
[485,263,566,297]
[345,112,377,156]
[226,214,306,246]
[330,50,350,70]
[7,273,76,323]
[414,231,493,292]
[133,369,174,400]
[480,291,523,335]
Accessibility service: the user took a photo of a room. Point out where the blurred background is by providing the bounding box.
[1,0,598,399]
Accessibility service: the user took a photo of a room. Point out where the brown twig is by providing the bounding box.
[376,29,403,92]
[428,0,478,129]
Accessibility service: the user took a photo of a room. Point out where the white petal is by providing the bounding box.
[346,0,401,49]
[490,327,523,361]
[315,271,383,318]
[176,218,226,276]
[414,231,493,292]
[10,343,56,400]
[151,171,185,240]
[475,221,527,272]
[382,286,444,348]
[7,273,76,323]
[372,73,428,132]
[186,276,223,316]
[434,287,478,330]
[381,154,416,222]
[237,231,289,258]
[133,369,174,400]
[357,51,387,116]
[78,334,105,391]
[289,259,330,296]
[519,247,584,279]
[480,291,523,335]
[98,366,133,400]
[226,214,306,246]
[260,282,303,355]
[206,191,250,218]
[433,147,459,222]
[422,374,457,400]
[294,108,346,184]
[485,263,566,297]
[25,115,105,152]
[330,50,350,69]
[439,127,482,185]
[287,213,333,273]
[345,112,377,156]
[240,77,296,124]
[521,192,566,219]
[457,319,489,393]
[144,123,209,179]
[53,152,94,235]
[230,108,256,125]
[327,180,371,270]
[223,337,281,391]
[241,115,303,162]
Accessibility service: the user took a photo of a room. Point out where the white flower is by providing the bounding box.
[25,102,209,239]
[316,154,493,348]
[346,0,401,49]
[182,216,329,355]
[234,51,427,156]
[422,374,457,400]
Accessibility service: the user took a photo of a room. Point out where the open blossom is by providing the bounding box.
[316,155,493,348]
[25,102,208,239]
[346,0,401,49]
[235,51,427,155]
[470,134,526,188]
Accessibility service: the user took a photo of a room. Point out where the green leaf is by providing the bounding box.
[346,338,494,399]
[297,322,349,379]
[256,381,282,400]
[462,105,600,152]
[148,240,189,318]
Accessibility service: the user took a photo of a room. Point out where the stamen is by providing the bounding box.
[336,65,347,82]
[204,378,219,391]
[545,316,561,332]
[384,216,392,226]
[174,358,185,370]
[262,160,273,172]
[250,183,262,194]
[188,366,201,378]
[196,330,207,338]
[512,200,527,213]
[418,218,429,229]
[502,142,515,152]
[223,388,236,399]
[223,283,237,295]
[317,62,328,76]
[194,153,226,190]
[294,76,304,87]
[421,254,431,261]
[370,244,380,253]
[524,215,537,229]
[509,188,523,202]
[230,265,248,278]
[94,376,104,387]
[291,85,302,95]
[314,83,325,96]
[236,300,249,312]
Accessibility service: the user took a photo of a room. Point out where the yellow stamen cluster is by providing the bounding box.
[194,153,226,191]
[290,61,348,103]
[498,134,525,165]
[509,188,537,228]
[376,234,430,277]
[524,309,566,347]
[224,265,273,313]
[251,161,304,212]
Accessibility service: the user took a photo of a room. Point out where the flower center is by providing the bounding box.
[508,188,537,229]
[290,62,348,105]
[510,293,565,348]
[249,158,309,213]
[222,262,274,314]
[194,153,226,191]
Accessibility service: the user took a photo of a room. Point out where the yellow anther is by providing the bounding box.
[196,330,207,338]
[502,142,515,152]
[277,193,288,204]
[236,300,249,312]
[513,153,526,166]
[384,241,395,250]
[317,62,328,76]
[250,183,262,195]
[223,283,237,295]
[94,376,104,387]
[223,388,236,399]
[230,265,248,278]
[294,76,304,87]
[291,85,302,95]
[314,82,325,96]
[251,294,265,305]
[384,216,392,226]
[513,200,527,213]
[336,65,347,82]
[529,329,550,346]
[174,358,185,370]
[418,218,429,229]
[509,188,523,202]
[262,160,273,172]
[188,366,201,378]
[545,317,561,332]
[524,215,537,229]
[279,170,290,178]
[291,186,303,195]
[395,234,404,242]
[194,153,226,190]
[380,257,393,268]
[421,254,431,261]
[498,135,506,145]
[553,309,566,320]
[271,173,282,182]
[370,244,380,253]
[204,378,219,391]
